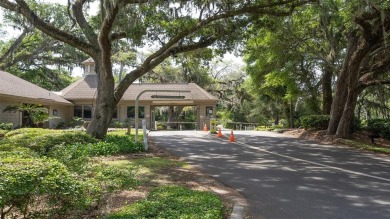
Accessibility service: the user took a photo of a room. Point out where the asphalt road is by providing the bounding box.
[149,130,390,219]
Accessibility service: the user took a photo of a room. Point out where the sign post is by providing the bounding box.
[142,119,148,151]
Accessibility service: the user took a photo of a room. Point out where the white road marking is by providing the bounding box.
[232,140,390,183]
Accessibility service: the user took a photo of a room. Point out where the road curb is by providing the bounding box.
[230,204,244,219]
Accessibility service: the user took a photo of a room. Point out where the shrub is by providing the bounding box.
[300,115,330,130]
[4,128,54,138]
[55,121,67,129]
[47,143,91,173]
[0,156,92,218]
[109,121,124,128]
[0,147,38,159]
[0,123,13,130]
[256,125,284,131]
[3,129,98,154]
[105,135,144,153]
[48,137,144,169]
[88,141,120,156]
[69,117,85,128]
[106,186,223,219]
[367,119,390,139]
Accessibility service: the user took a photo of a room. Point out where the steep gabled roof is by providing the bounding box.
[60,74,217,101]
[60,74,97,99]
[0,70,72,105]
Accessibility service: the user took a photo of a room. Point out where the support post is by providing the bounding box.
[142,119,148,151]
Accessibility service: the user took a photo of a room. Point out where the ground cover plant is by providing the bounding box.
[0,128,229,218]
[0,128,144,218]
[106,186,224,219]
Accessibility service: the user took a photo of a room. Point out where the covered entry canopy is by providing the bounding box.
[60,74,218,130]
[126,83,218,131]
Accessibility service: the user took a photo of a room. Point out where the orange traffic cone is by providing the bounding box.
[229,130,235,142]
[217,128,222,138]
[203,123,208,132]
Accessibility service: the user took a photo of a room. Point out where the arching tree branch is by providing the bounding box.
[71,0,99,46]
[0,0,96,56]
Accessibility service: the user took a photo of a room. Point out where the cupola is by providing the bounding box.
[81,58,96,76]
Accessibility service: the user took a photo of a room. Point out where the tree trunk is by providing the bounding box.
[167,106,184,129]
[327,72,348,135]
[327,32,359,135]
[335,86,360,138]
[328,26,373,137]
[322,65,333,115]
[86,56,116,139]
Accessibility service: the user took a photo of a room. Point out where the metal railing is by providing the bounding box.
[155,121,198,130]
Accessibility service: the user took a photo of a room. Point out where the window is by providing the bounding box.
[74,106,83,118]
[83,106,92,118]
[127,106,144,118]
[206,106,213,117]
[74,105,93,119]
[112,107,118,118]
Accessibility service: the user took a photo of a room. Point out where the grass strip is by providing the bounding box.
[105,186,223,219]
[339,139,390,154]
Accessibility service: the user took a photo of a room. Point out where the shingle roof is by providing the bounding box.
[0,70,72,105]
[60,74,217,101]
[60,74,97,99]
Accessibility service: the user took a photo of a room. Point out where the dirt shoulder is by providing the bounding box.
[282,129,390,153]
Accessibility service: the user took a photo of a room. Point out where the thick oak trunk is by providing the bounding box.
[321,65,333,115]
[326,66,349,135]
[327,32,359,135]
[335,86,360,138]
[86,57,116,139]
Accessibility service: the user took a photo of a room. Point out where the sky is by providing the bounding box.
[0,0,244,77]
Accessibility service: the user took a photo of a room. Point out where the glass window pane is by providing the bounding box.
[127,106,144,118]
[74,106,82,118]
[112,107,118,118]
[139,106,144,118]
[127,106,135,118]
[83,106,92,119]
[206,106,213,117]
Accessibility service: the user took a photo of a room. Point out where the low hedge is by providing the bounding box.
[0,147,37,159]
[2,128,98,154]
[300,115,330,130]
[367,119,390,139]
